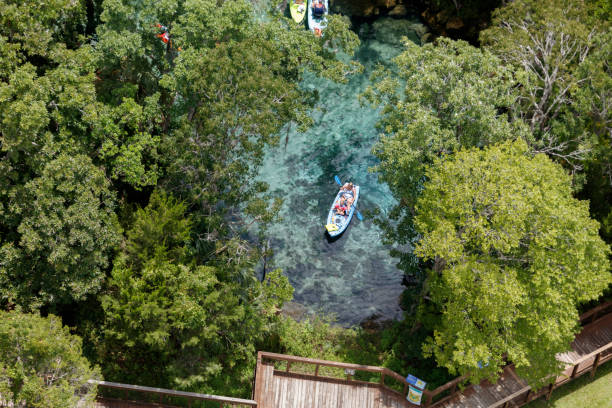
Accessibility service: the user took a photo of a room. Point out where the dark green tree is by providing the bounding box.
[0,0,160,310]
[98,190,292,396]
[0,154,120,309]
[575,29,612,243]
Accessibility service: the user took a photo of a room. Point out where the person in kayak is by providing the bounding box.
[312,0,326,17]
[341,182,356,207]
[335,197,348,216]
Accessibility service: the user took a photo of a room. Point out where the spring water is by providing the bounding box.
[257,17,427,326]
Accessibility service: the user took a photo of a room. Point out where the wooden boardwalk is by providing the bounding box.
[94,303,612,408]
[431,307,612,408]
[252,305,612,408]
[255,360,408,408]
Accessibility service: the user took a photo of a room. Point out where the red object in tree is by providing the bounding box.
[156,32,170,44]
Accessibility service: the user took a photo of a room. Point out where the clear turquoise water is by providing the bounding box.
[257,17,427,326]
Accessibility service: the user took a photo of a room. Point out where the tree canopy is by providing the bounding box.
[1,0,360,313]
[365,37,525,206]
[0,310,100,407]
[98,190,293,395]
[481,0,610,176]
[415,140,611,387]
[0,154,120,309]
[362,37,527,277]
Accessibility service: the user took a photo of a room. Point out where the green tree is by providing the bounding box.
[363,38,525,275]
[575,29,612,243]
[0,310,100,407]
[480,0,608,175]
[414,140,611,387]
[0,0,86,73]
[0,154,120,309]
[99,190,292,396]
[0,0,162,310]
[365,38,525,207]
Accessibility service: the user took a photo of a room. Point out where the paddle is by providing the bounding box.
[334,175,363,221]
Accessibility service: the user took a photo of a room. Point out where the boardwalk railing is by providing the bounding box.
[423,374,470,407]
[90,380,257,408]
[256,351,442,406]
[579,301,612,325]
[487,340,612,408]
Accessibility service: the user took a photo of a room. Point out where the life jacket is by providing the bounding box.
[313,3,325,15]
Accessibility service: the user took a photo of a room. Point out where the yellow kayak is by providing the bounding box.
[290,0,307,24]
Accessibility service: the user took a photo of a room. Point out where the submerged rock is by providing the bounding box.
[371,17,429,46]
[446,16,464,30]
[360,313,394,331]
[388,4,408,17]
[331,0,406,17]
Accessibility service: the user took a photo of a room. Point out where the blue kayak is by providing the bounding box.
[325,185,360,237]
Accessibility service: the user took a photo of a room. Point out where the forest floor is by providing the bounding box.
[526,360,612,408]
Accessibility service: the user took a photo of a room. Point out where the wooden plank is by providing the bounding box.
[254,353,264,405]
[488,385,531,408]
[96,398,176,408]
[262,362,275,408]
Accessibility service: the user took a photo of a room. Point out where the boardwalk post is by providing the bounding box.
[524,389,531,403]
[425,392,433,407]
[591,352,601,378]
[286,361,291,372]
[571,363,580,378]
[379,372,385,386]
[450,382,457,396]
[254,352,263,403]
[314,364,319,376]
[545,383,554,400]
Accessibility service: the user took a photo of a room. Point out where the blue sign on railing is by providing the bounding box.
[406,375,427,406]
[406,374,427,390]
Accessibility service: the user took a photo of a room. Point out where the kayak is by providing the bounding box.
[307,0,329,37]
[290,0,307,24]
[325,185,360,237]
